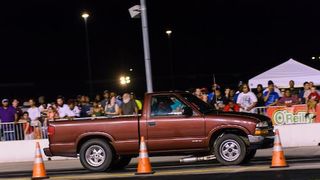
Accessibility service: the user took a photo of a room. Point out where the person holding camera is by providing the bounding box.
[263,80,280,106]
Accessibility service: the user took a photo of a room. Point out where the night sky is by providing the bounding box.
[1,0,320,100]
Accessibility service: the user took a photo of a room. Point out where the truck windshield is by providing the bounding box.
[180,93,215,114]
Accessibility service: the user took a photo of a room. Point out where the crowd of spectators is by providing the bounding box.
[1,80,319,141]
[192,80,320,117]
[0,90,142,141]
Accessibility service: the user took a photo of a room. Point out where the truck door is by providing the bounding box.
[146,95,206,152]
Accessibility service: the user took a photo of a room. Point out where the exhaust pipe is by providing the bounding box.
[180,155,216,163]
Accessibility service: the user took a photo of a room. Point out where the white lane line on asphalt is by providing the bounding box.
[49,166,271,180]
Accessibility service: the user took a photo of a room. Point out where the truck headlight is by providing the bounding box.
[255,121,269,135]
[256,121,268,128]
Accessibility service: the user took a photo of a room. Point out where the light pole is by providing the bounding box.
[81,12,93,97]
[128,1,153,92]
[139,0,153,93]
[166,29,175,90]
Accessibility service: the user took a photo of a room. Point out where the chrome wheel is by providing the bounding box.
[219,139,241,162]
[85,145,106,167]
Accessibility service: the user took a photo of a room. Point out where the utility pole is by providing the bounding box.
[140,0,153,93]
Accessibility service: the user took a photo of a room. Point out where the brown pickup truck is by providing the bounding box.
[44,91,274,172]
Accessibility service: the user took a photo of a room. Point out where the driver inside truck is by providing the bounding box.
[170,97,184,113]
[151,96,172,116]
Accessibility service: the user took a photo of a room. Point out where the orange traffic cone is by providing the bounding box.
[32,142,49,179]
[270,129,289,168]
[135,136,155,175]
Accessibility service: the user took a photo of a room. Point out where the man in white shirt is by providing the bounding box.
[56,96,75,118]
[237,84,257,113]
[67,99,80,117]
[27,99,41,126]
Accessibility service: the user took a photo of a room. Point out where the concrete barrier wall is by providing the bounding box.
[1,123,320,163]
[275,124,320,147]
[0,139,76,163]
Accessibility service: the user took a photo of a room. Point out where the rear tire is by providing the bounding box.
[111,156,132,170]
[79,139,113,172]
[214,134,247,165]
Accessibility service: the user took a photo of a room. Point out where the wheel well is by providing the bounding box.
[77,135,115,154]
[209,128,248,148]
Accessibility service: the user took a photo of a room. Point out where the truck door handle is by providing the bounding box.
[148,121,156,127]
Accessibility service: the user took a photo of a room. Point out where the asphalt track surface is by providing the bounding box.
[2,156,320,180]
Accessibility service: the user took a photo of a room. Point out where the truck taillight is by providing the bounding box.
[47,125,55,136]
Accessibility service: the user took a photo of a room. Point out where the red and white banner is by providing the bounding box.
[266,104,320,125]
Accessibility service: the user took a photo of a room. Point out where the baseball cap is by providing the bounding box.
[268,80,274,85]
[103,90,109,94]
[212,84,220,89]
[2,99,9,103]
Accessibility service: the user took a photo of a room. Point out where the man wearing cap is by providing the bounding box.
[0,99,18,141]
[263,81,280,106]
[263,80,282,97]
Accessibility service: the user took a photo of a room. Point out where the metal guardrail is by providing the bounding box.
[0,121,47,141]
[253,104,311,116]
[253,106,268,115]
[0,115,141,141]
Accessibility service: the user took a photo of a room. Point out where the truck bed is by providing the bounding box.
[48,115,140,157]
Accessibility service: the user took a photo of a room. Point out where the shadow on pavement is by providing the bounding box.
[91,169,320,180]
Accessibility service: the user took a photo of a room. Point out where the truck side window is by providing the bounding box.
[151,96,186,117]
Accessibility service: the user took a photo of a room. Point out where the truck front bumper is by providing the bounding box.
[248,135,274,149]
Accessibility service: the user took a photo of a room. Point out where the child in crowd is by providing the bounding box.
[224,100,240,112]
[46,105,59,122]
[306,86,320,118]
[92,100,104,117]
[19,112,33,140]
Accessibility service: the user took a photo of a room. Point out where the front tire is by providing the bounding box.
[79,139,113,172]
[214,134,247,165]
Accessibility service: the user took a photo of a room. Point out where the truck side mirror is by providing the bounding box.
[182,106,193,117]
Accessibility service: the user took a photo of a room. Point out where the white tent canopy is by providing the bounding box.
[249,59,320,88]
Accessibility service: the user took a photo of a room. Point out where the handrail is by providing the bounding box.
[0,121,47,141]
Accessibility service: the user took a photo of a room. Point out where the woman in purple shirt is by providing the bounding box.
[277,89,299,107]
[0,99,18,141]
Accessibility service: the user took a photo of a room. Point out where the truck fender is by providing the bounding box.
[75,132,115,150]
[208,125,250,145]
